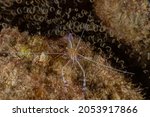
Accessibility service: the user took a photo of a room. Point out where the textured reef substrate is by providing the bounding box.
[0,27,143,99]
[0,0,150,99]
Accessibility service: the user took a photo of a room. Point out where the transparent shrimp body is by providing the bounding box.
[61,33,87,98]
[67,33,78,62]
[59,31,134,99]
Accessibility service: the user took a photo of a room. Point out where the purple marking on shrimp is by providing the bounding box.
[68,33,73,41]
[67,33,74,48]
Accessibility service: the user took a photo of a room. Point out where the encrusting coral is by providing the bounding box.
[94,0,149,44]
[0,0,149,99]
[94,0,150,60]
[0,27,143,99]
[94,0,150,98]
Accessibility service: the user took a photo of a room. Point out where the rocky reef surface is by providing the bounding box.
[0,0,149,99]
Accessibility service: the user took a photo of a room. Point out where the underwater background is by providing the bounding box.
[0,0,149,99]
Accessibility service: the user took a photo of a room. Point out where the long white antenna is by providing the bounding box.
[78,54,135,75]
[75,15,90,50]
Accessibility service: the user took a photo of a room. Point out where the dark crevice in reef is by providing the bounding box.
[81,29,150,99]
[0,0,150,99]
[76,4,150,99]
[101,39,150,99]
